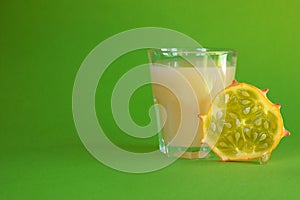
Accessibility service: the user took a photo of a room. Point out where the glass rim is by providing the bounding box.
[148,47,237,54]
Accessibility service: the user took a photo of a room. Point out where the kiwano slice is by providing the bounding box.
[200,80,290,163]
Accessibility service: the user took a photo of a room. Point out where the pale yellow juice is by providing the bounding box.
[150,66,235,157]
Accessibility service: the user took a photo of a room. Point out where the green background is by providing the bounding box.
[1,0,299,199]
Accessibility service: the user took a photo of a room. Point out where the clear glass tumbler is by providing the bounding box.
[148,48,237,159]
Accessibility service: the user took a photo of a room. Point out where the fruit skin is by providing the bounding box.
[199,80,290,162]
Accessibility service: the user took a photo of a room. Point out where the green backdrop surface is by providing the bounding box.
[1,0,299,199]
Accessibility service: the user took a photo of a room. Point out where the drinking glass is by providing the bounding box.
[148,48,237,158]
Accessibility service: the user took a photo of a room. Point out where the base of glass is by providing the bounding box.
[160,144,211,159]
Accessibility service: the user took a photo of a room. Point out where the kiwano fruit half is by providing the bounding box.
[200,80,290,163]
